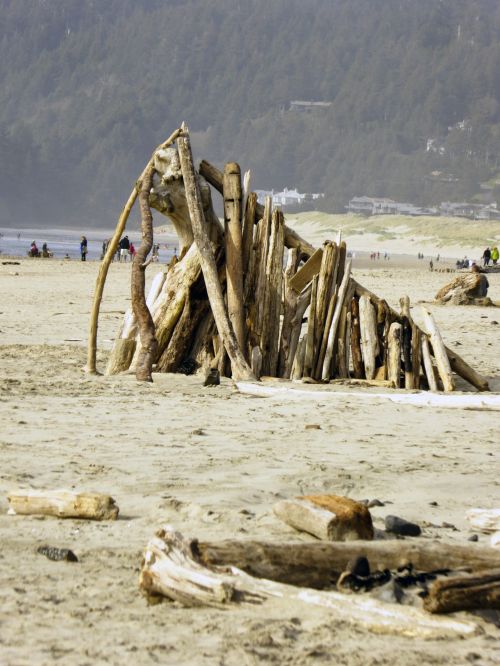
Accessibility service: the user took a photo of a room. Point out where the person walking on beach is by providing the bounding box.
[29,241,39,257]
[491,246,499,265]
[119,235,130,262]
[129,242,136,259]
[482,247,491,267]
[80,236,88,261]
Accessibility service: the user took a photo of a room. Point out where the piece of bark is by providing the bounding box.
[140,527,479,638]
[278,248,300,376]
[251,345,263,379]
[412,326,422,389]
[424,569,500,614]
[289,248,324,293]
[199,160,315,259]
[358,293,379,380]
[401,316,413,389]
[132,164,158,382]
[177,126,254,381]
[314,242,337,348]
[273,495,374,541]
[242,192,257,284]
[421,335,438,391]
[291,334,307,380]
[420,307,455,392]
[7,490,119,520]
[223,162,245,351]
[284,284,312,379]
[314,243,339,378]
[350,296,365,379]
[387,322,402,388]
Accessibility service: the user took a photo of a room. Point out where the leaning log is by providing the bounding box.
[177,126,255,381]
[387,322,402,388]
[7,489,119,520]
[358,293,379,380]
[424,569,500,614]
[199,159,315,259]
[140,527,480,638]
[420,307,455,392]
[278,248,300,376]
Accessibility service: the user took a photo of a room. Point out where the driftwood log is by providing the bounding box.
[435,272,491,305]
[7,489,119,520]
[424,569,500,614]
[139,527,480,638]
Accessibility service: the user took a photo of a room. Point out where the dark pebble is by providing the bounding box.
[37,546,78,562]
[491,321,498,325]
[468,534,479,542]
[385,515,421,537]
[429,501,438,506]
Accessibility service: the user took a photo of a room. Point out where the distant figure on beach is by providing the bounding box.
[80,236,88,261]
[64,253,71,260]
[17,232,21,240]
[491,246,499,265]
[41,242,52,258]
[152,243,159,262]
[471,264,489,297]
[429,259,434,271]
[119,236,130,262]
[436,254,440,262]
[129,242,136,259]
[101,239,109,259]
[482,247,491,267]
[28,241,39,257]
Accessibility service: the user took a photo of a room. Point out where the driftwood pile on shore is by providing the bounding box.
[88,125,489,392]
[435,272,494,306]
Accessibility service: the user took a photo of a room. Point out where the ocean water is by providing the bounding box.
[0,227,178,262]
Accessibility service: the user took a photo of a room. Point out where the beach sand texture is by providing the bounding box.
[0,249,499,664]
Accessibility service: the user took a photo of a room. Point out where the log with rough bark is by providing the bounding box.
[198,159,315,259]
[314,242,337,344]
[321,260,352,380]
[177,126,254,381]
[421,335,438,391]
[291,334,307,380]
[260,209,285,376]
[140,527,479,638]
[420,307,455,392]
[424,569,500,614]
[156,298,209,372]
[132,164,158,382]
[387,322,402,388]
[223,162,245,351]
[358,293,379,380]
[314,245,339,378]
[303,276,318,378]
[435,272,489,305]
[350,297,364,379]
[278,248,300,376]
[284,284,312,379]
[7,489,119,520]
[289,247,324,294]
[273,495,374,541]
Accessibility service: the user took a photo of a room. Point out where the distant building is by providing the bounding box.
[289,100,332,112]
[256,188,324,208]
[347,196,437,216]
[440,201,500,220]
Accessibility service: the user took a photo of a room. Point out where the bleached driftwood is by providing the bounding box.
[7,489,119,520]
[358,294,379,380]
[387,322,402,388]
[273,495,374,541]
[420,307,455,392]
[466,508,500,533]
[139,526,480,638]
[321,260,352,380]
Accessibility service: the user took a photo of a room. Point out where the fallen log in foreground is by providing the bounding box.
[7,489,119,520]
[424,569,500,614]
[139,527,483,638]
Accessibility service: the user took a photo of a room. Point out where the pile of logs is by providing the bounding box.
[89,125,489,392]
[435,272,493,306]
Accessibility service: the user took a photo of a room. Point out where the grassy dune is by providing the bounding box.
[286,212,500,250]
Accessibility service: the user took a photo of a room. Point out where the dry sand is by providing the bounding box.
[1,246,499,665]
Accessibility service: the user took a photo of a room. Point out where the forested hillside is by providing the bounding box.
[1,0,500,227]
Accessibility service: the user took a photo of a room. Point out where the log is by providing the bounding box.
[350,297,364,379]
[420,307,455,392]
[199,160,315,258]
[291,334,307,380]
[358,293,379,380]
[421,335,438,391]
[424,569,500,614]
[242,191,257,283]
[105,339,137,376]
[197,537,500,589]
[313,242,339,378]
[435,273,483,304]
[86,126,183,374]
[466,508,500,533]
[303,276,318,378]
[260,209,285,376]
[289,247,323,294]
[251,346,263,379]
[278,248,300,377]
[401,316,413,389]
[7,489,119,520]
[284,284,312,379]
[321,260,352,380]
[335,282,354,379]
[412,326,422,389]
[273,495,373,541]
[177,126,254,381]
[132,163,158,382]
[253,196,272,344]
[156,298,208,372]
[387,322,402,388]
[140,527,479,638]
[223,162,245,351]
[314,242,337,345]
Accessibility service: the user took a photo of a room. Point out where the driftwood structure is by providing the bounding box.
[90,125,489,393]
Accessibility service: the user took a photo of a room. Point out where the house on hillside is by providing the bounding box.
[255,188,324,208]
[346,196,396,215]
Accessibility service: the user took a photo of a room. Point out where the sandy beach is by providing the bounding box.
[1,239,499,664]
